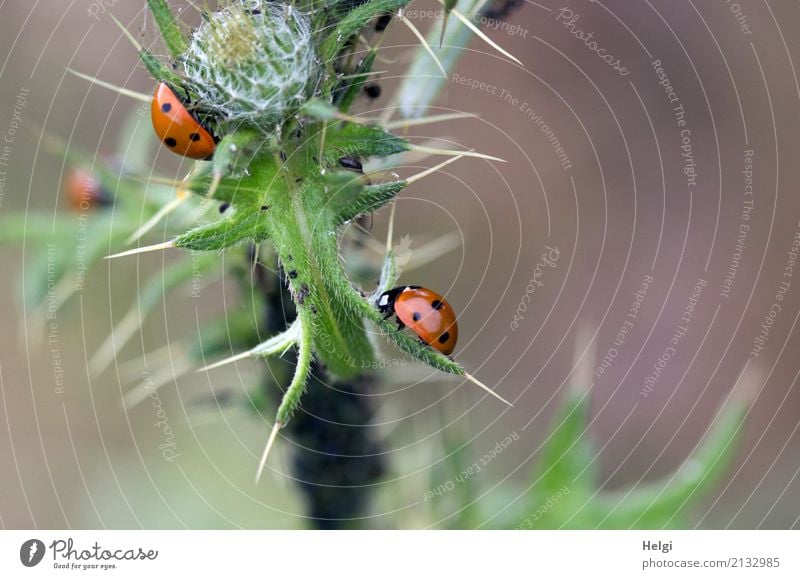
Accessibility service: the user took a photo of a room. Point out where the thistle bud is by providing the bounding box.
[182,1,317,131]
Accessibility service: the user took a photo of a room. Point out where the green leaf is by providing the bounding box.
[175,211,269,251]
[335,180,407,225]
[322,123,410,161]
[147,0,188,58]
[321,170,367,216]
[210,130,267,178]
[275,308,314,423]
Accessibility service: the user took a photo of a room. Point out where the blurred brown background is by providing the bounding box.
[1,0,800,529]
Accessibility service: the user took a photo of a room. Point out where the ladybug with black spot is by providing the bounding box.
[377,285,459,355]
[150,82,217,160]
[63,167,112,211]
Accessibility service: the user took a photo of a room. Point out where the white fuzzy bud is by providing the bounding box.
[182,1,318,130]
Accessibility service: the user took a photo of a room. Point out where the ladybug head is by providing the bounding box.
[376,285,421,312]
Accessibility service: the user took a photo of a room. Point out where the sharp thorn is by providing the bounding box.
[104,240,175,260]
[464,372,513,407]
[254,421,283,484]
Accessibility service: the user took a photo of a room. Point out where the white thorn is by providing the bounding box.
[408,144,506,163]
[67,69,151,103]
[398,10,447,78]
[451,8,523,66]
[105,240,175,260]
[405,155,464,185]
[385,202,397,256]
[338,69,389,80]
[109,13,143,52]
[464,372,513,407]
[383,112,478,131]
[255,421,282,484]
[196,349,253,373]
[125,193,188,246]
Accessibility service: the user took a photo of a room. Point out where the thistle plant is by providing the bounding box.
[96,0,518,481]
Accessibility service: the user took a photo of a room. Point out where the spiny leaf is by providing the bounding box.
[275,309,315,423]
[175,211,270,251]
[358,299,463,374]
[147,0,188,58]
[184,142,279,206]
[321,170,368,216]
[198,319,301,372]
[335,180,407,225]
[322,123,410,161]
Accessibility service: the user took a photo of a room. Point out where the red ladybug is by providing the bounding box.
[150,82,216,160]
[63,167,111,211]
[377,286,459,355]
